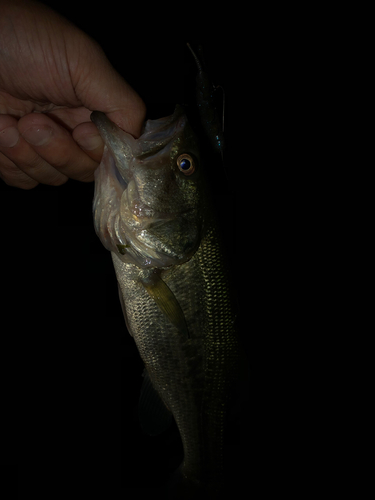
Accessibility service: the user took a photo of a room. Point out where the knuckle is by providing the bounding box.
[76,170,95,183]
[18,179,39,190]
[1,173,39,190]
[49,175,68,187]
[0,160,39,190]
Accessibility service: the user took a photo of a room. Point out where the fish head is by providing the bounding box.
[92,106,203,268]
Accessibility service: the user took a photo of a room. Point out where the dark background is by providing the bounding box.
[0,2,255,496]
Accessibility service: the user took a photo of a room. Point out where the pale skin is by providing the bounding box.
[0,0,146,189]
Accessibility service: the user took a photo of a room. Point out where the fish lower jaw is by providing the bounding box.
[121,179,178,227]
[120,181,154,224]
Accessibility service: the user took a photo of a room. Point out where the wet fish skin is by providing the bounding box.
[91,106,239,492]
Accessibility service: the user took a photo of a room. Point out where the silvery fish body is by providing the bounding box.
[91,106,239,495]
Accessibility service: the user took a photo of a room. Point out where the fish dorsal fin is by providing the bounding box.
[138,369,173,436]
[140,273,190,339]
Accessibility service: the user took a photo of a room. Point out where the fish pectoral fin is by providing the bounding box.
[117,283,134,337]
[138,369,173,436]
[140,274,190,339]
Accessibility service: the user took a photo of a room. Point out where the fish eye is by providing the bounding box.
[177,154,195,176]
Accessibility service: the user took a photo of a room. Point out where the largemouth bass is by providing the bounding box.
[91,104,239,497]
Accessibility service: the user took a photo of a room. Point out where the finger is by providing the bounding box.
[0,150,39,190]
[71,39,146,138]
[0,114,68,186]
[18,113,100,183]
[72,122,104,164]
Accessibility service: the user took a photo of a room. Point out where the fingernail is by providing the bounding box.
[22,125,54,146]
[0,127,20,148]
[77,133,103,151]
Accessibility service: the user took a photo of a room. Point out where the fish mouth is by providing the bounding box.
[91,106,186,185]
[91,106,187,221]
[92,107,200,268]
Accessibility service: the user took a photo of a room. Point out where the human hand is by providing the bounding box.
[0,0,146,189]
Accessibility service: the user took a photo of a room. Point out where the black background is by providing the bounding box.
[0,1,255,496]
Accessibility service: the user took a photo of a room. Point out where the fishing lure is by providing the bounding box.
[187,43,225,161]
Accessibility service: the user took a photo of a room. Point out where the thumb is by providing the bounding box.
[72,37,146,138]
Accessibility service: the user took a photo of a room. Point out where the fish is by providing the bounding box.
[91,105,239,496]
